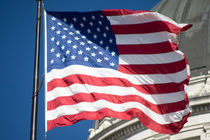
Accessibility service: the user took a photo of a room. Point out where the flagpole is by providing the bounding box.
[31,0,43,140]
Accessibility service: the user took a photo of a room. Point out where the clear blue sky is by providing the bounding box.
[0,0,160,140]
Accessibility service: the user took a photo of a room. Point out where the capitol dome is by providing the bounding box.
[88,0,210,139]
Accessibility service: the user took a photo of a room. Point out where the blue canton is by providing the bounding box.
[46,11,119,72]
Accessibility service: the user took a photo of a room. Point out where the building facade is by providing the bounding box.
[88,0,210,139]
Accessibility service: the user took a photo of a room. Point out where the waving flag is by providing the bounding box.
[44,9,191,134]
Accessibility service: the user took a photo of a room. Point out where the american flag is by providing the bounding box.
[45,9,191,134]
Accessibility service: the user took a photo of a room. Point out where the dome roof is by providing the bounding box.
[152,0,210,77]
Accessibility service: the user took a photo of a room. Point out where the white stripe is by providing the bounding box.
[116,32,177,44]
[47,65,188,84]
[107,11,188,28]
[47,100,190,125]
[47,84,185,104]
[119,50,184,64]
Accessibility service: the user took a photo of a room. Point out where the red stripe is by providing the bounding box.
[136,110,190,134]
[47,74,185,94]
[47,108,190,134]
[47,92,188,114]
[112,21,186,34]
[180,24,192,31]
[102,9,149,16]
[117,41,178,54]
[118,59,186,74]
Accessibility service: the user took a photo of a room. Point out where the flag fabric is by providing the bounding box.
[44,9,191,134]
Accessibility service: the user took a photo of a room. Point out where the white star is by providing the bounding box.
[87,29,91,34]
[67,40,72,44]
[73,17,77,22]
[62,35,67,39]
[99,51,103,55]
[89,22,93,26]
[56,30,61,34]
[84,57,89,61]
[82,17,87,21]
[63,27,68,31]
[111,51,115,56]
[57,22,62,26]
[98,21,102,25]
[91,53,96,57]
[56,53,61,58]
[78,50,83,55]
[76,30,80,34]
[93,34,97,39]
[91,16,95,20]
[51,17,56,21]
[70,24,74,28]
[93,46,98,49]
[100,15,104,18]
[104,57,109,60]
[105,26,109,30]
[97,58,102,63]
[58,22,62,26]
[97,28,100,32]
[80,23,84,27]
[74,37,80,40]
[105,46,109,51]
[51,26,55,30]
[56,41,60,45]
[73,45,78,49]
[71,55,76,60]
[51,37,55,41]
[103,33,107,37]
[66,50,70,55]
[110,62,115,66]
[87,41,92,44]
[82,36,86,39]
[62,57,66,62]
[109,39,113,43]
[63,18,67,22]
[80,42,85,45]
[50,48,55,53]
[50,60,54,64]
[99,40,103,45]
[86,47,91,51]
[61,45,65,50]
[69,32,74,35]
